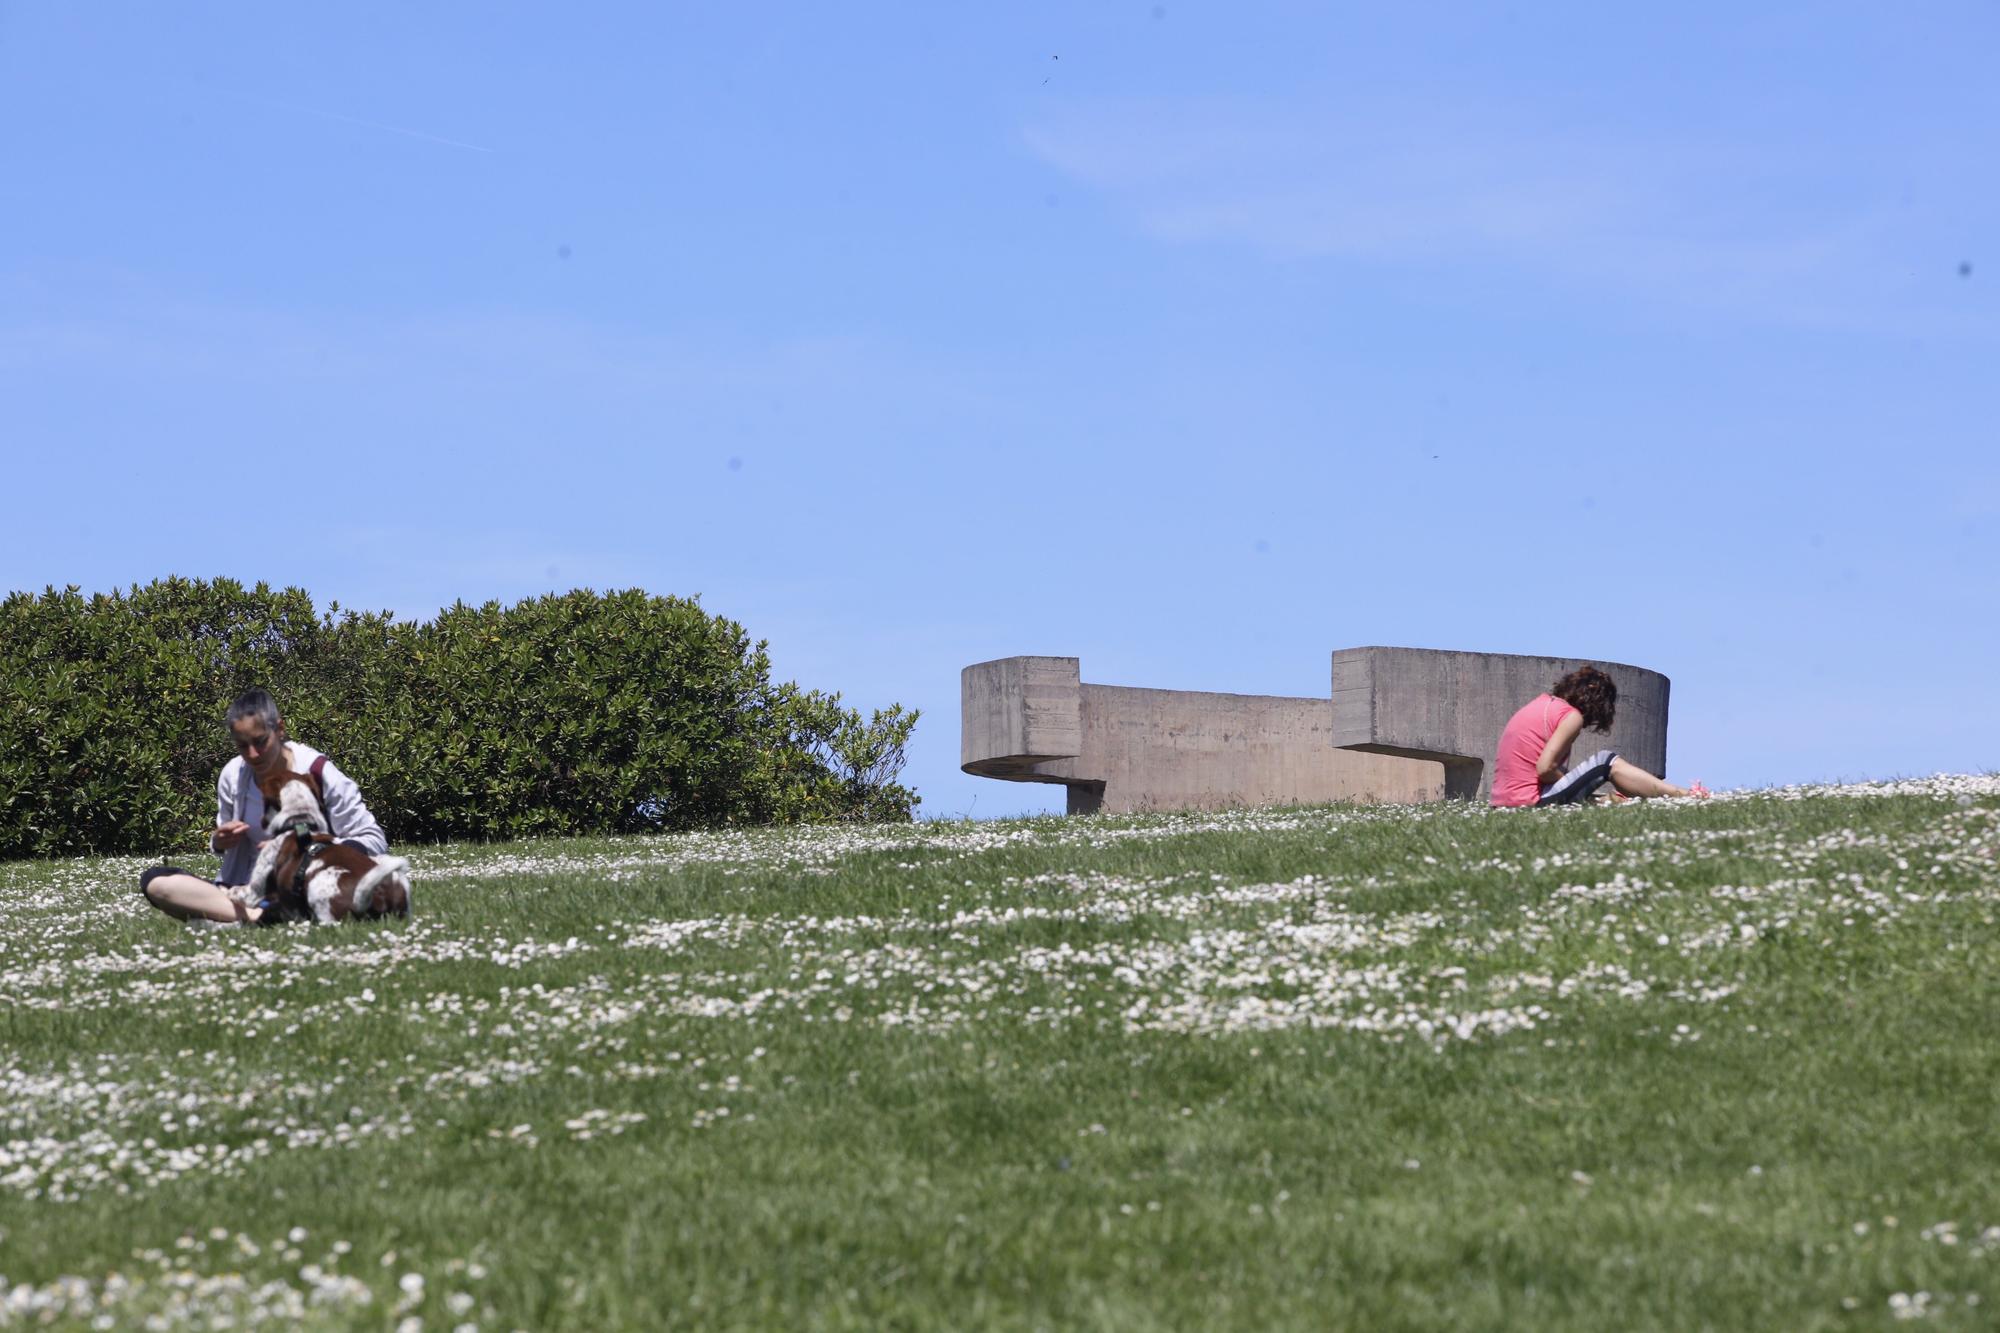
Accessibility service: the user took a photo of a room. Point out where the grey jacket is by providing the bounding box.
[211,742,389,885]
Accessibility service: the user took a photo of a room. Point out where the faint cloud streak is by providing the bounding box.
[214,87,497,154]
[1024,99,1970,327]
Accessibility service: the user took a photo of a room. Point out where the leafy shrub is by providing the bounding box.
[0,579,918,859]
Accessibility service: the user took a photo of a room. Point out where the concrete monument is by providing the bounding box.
[962,648,1670,813]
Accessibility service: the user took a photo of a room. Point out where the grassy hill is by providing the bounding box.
[1,776,1995,1329]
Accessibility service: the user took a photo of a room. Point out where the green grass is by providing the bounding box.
[1,776,1996,1329]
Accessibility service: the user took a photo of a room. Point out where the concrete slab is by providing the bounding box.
[962,656,1445,815]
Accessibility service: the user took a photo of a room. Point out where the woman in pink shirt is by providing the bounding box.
[1491,665,1706,807]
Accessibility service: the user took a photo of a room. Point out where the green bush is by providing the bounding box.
[0,579,919,859]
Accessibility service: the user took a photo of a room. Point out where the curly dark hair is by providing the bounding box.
[1551,665,1617,732]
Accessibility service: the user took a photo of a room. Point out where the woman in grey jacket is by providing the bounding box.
[138,688,390,926]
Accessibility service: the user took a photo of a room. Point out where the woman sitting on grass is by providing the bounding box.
[138,688,390,925]
[1491,665,1707,807]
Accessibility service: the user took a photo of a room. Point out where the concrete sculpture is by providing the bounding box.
[962,648,1670,813]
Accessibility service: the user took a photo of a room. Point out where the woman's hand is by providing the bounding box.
[213,820,253,850]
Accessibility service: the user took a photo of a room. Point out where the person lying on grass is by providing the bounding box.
[1490,664,1708,808]
[137,688,391,925]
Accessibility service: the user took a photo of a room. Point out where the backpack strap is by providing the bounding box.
[308,754,333,831]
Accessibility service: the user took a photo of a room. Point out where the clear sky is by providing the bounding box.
[4,2,1995,817]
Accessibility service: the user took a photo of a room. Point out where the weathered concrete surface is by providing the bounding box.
[960,657,1085,782]
[1332,646,1670,802]
[963,657,1445,815]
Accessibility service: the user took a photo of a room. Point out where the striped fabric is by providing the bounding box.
[1536,749,1618,806]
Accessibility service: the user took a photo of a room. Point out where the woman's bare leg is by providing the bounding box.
[141,873,261,924]
[1609,756,1689,799]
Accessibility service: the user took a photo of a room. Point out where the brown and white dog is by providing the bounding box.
[247,765,413,924]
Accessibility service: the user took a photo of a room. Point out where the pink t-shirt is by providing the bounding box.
[1491,694,1579,808]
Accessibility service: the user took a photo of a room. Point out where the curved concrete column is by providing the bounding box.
[1332,646,1670,801]
[961,656,1085,784]
[962,656,1444,815]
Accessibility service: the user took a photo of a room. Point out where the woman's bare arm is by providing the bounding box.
[1536,712,1585,785]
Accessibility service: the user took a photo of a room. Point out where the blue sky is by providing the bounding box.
[4,2,1995,817]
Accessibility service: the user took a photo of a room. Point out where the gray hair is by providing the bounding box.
[225,688,281,731]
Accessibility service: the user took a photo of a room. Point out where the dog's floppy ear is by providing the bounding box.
[255,766,287,804]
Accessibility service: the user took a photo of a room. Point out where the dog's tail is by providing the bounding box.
[351,857,413,917]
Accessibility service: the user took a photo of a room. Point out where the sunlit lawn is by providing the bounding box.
[2,775,1996,1329]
